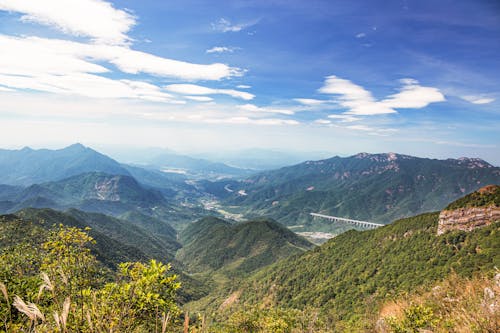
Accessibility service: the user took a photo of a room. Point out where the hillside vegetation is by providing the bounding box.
[446,184,500,210]
[213,153,500,230]
[205,210,499,330]
[177,216,313,276]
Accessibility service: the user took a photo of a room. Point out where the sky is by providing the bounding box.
[0,0,499,164]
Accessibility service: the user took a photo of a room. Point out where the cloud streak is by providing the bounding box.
[460,95,495,105]
[0,0,135,45]
[211,18,255,32]
[0,35,243,102]
[319,75,445,115]
[164,84,254,100]
[206,46,239,54]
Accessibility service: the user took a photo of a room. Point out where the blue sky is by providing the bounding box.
[0,0,499,164]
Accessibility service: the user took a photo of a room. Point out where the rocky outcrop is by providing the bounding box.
[437,205,500,235]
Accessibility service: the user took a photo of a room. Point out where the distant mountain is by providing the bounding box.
[197,148,333,170]
[176,216,313,275]
[122,164,201,200]
[216,153,500,228]
[207,190,500,330]
[145,151,253,179]
[0,172,206,228]
[0,144,130,186]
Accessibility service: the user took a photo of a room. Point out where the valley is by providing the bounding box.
[0,144,498,331]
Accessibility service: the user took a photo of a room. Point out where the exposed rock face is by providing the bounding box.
[93,177,121,201]
[437,205,500,235]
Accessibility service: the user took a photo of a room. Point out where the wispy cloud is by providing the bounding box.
[238,103,294,115]
[237,85,251,89]
[164,84,254,100]
[381,78,445,108]
[319,75,445,115]
[344,124,398,136]
[204,116,299,126]
[294,98,326,106]
[206,46,240,54]
[460,95,495,105]
[211,18,256,32]
[0,0,135,45]
[355,32,366,38]
[0,34,242,102]
[184,96,213,102]
[327,114,361,122]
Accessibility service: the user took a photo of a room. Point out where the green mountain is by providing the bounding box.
[176,216,313,275]
[15,208,180,266]
[6,172,165,212]
[0,172,207,228]
[445,184,500,210]
[215,153,500,229]
[0,144,130,186]
[205,189,499,330]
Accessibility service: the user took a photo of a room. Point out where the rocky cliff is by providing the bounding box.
[437,205,500,235]
[437,185,500,235]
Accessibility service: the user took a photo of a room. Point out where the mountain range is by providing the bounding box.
[209,152,499,231]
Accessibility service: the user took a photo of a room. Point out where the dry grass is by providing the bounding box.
[378,272,500,332]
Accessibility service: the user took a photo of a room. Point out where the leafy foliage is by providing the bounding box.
[0,224,181,332]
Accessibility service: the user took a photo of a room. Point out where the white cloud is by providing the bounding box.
[381,79,445,108]
[461,95,495,105]
[314,119,331,124]
[238,104,294,115]
[294,98,326,106]
[211,18,251,32]
[327,114,361,122]
[0,0,135,45]
[345,124,398,136]
[0,86,14,92]
[206,46,239,54]
[0,35,243,103]
[204,116,299,126]
[355,33,366,38]
[185,96,214,102]
[318,75,445,115]
[165,84,254,100]
[237,85,251,89]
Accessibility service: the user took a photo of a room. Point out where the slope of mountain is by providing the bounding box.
[0,144,130,186]
[217,153,500,228]
[206,189,499,330]
[15,208,180,265]
[0,209,208,302]
[0,171,208,229]
[6,172,166,213]
[176,216,313,275]
[122,164,197,199]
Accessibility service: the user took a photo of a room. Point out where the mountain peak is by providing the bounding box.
[63,143,87,151]
[453,157,493,168]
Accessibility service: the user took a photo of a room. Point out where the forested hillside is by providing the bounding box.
[213,153,499,229]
